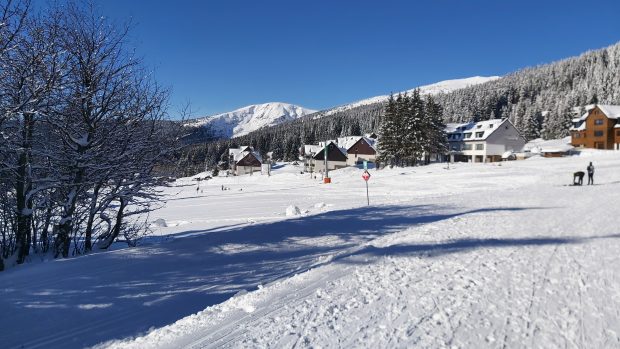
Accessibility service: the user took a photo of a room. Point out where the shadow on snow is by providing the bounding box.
[1,204,617,348]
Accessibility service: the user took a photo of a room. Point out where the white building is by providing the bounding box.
[446,119,525,163]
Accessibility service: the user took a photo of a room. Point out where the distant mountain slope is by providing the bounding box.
[320,76,499,117]
[187,102,316,138]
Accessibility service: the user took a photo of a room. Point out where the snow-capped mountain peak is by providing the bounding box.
[188,102,317,138]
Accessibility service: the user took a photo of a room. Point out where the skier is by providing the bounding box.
[587,162,595,185]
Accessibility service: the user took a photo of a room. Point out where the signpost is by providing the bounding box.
[362,170,370,205]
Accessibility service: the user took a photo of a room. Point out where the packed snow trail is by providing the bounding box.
[2,153,620,348]
[104,176,620,349]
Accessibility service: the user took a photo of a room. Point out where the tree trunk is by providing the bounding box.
[97,197,126,250]
[84,183,101,252]
[14,112,34,264]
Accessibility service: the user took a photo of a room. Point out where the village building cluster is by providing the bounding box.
[224,104,620,175]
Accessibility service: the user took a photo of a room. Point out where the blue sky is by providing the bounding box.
[87,0,620,117]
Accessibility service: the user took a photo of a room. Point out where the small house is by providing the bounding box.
[336,136,378,166]
[312,141,348,172]
[228,146,262,175]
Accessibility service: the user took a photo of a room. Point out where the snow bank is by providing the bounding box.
[285,205,301,216]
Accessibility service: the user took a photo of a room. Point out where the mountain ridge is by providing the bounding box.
[187,76,498,139]
[187,102,317,139]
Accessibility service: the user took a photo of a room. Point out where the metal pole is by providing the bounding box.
[366,181,369,206]
[324,144,329,179]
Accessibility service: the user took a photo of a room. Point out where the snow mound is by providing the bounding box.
[285,205,301,217]
[151,218,167,228]
[314,202,326,209]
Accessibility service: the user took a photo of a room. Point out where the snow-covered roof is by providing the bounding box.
[336,136,377,152]
[575,104,620,122]
[229,146,261,163]
[312,140,348,159]
[303,144,323,155]
[596,105,620,119]
[570,122,586,131]
[445,119,507,141]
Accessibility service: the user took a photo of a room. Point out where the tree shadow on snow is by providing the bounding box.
[2,204,617,349]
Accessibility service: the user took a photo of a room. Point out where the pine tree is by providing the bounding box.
[402,90,425,166]
[423,96,447,163]
[378,94,399,167]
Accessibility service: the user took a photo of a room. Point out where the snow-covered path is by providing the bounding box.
[2,153,620,348]
[106,174,620,349]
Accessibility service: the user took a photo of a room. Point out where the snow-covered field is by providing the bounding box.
[2,152,620,348]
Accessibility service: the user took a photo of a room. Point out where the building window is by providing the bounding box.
[475,143,484,150]
[477,125,482,128]
[574,133,580,138]
[594,119,604,125]
[475,132,484,137]
[464,133,472,139]
[617,130,620,136]
[451,145,459,151]
[594,130,604,137]
[489,124,494,128]
[463,144,472,150]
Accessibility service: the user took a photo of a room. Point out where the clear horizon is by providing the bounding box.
[84,0,620,117]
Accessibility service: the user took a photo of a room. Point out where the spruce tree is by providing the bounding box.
[378,94,399,167]
[424,96,447,163]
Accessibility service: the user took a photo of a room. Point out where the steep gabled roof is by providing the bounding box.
[336,136,377,152]
[238,151,262,164]
[596,105,620,119]
[229,146,261,163]
[446,119,510,141]
[313,141,348,161]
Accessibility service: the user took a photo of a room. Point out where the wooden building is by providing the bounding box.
[300,134,378,173]
[570,105,620,150]
[228,146,262,175]
[337,136,378,166]
[311,141,348,172]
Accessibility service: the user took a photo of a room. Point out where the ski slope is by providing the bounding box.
[2,151,620,348]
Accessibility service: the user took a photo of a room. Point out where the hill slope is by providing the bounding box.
[321,76,499,117]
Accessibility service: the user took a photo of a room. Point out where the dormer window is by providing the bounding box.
[475,132,484,138]
[477,125,482,129]
[489,124,494,128]
[464,133,472,139]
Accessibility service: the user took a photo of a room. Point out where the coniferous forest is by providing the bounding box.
[179,41,620,175]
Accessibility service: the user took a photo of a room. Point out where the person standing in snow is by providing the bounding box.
[587,162,595,185]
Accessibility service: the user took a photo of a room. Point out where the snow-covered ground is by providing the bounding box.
[2,151,620,348]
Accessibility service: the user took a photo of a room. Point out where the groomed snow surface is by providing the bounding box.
[2,151,620,348]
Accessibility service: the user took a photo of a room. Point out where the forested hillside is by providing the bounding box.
[435,42,620,140]
[178,41,620,175]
